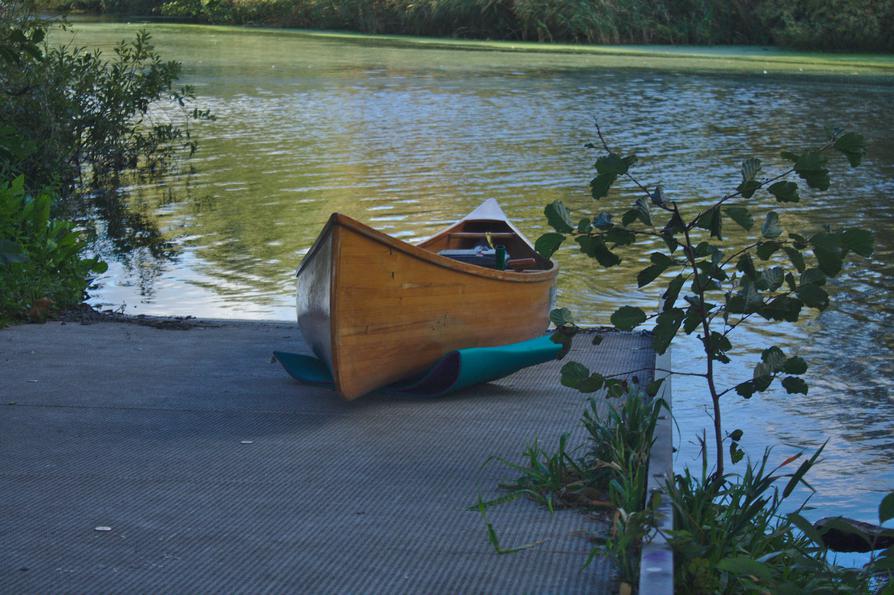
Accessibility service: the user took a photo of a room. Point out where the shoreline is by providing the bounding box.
[60,18,894,77]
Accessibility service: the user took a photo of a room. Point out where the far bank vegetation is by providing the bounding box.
[40,0,894,51]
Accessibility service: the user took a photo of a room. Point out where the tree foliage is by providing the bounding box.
[1,1,212,196]
[0,1,210,320]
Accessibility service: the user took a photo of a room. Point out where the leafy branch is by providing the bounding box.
[541,125,873,477]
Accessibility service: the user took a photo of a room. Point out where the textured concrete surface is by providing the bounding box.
[0,320,655,593]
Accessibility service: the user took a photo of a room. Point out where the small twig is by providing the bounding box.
[602,367,707,380]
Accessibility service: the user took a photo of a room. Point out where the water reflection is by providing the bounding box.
[69,23,894,541]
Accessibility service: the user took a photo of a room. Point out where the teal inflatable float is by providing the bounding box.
[274,334,560,397]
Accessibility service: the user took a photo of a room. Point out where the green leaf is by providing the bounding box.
[782,247,805,272]
[591,334,603,346]
[535,233,565,260]
[605,227,635,246]
[32,193,51,230]
[756,241,781,260]
[783,356,808,375]
[662,233,679,253]
[637,253,674,288]
[761,296,803,322]
[717,557,773,581]
[560,361,589,388]
[653,308,684,355]
[662,275,685,311]
[662,210,685,236]
[621,209,639,227]
[784,272,797,292]
[736,381,757,398]
[790,232,808,250]
[768,181,800,203]
[757,267,784,291]
[550,327,575,359]
[637,265,663,289]
[634,196,652,226]
[797,284,829,310]
[800,268,826,286]
[593,212,613,229]
[739,278,764,313]
[611,306,647,331]
[696,207,722,240]
[651,252,673,267]
[833,132,866,167]
[590,173,616,199]
[880,492,894,524]
[730,442,744,464]
[590,153,634,199]
[545,201,574,233]
[761,211,782,239]
[737,180,761,199]
[741,157,762,182]
[577,218,592,234]
[793,151,830,190]
[90,259,109,274]
[737,253,757,279]
[730,428,744,441]
[683,307,704,334]
[577,236,621,268]
[724,206,753,231]
[782,376,808,394]
[550,308,575,327]
[709,332,732,362]
[811,232,843,276]
[595,153,634,176]
[761,346,787,372]
[841,228,874,258]
[577,373,605,393]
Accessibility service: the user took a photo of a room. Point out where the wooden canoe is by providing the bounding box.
[295,199,558,400]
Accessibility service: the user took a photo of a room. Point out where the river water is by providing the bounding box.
[67,23,894,555]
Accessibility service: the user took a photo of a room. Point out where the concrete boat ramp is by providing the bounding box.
[0,319,656,593]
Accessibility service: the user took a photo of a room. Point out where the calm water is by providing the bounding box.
[68,23,893,548]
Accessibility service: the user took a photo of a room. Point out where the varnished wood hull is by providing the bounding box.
[296,202,558,400]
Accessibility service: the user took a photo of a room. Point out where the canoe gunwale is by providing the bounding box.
[297,212,557,283]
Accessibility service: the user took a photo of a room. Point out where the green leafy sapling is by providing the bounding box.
[539,124,873,478]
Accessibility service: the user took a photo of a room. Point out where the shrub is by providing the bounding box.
[0,2,212,198]
[0,176,107,325]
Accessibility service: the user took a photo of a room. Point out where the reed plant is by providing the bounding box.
[477,384,665,588]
